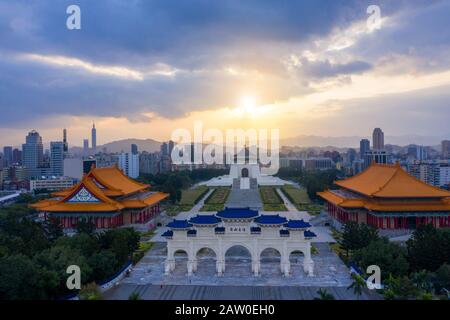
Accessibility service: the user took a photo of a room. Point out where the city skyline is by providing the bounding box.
[1,1,450,146]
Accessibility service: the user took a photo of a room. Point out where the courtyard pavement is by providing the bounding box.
[104,242,377,300]
[104,283,376,300]
[119,242,352,287]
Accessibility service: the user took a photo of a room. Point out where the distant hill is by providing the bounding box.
[100,138,161,153]
[281,134,446,148]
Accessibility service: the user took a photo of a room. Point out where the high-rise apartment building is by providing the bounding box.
[118,152,139,178]
[50,141,64,176]
[22,130,44,178]
[359,139,370,160]
[407,160,450,188]
[83,139,89,154]
[442,140,450,159]
[372,128,384,151]
[12,148,22,165]
[3,146,13,167]
[131,143,138,155]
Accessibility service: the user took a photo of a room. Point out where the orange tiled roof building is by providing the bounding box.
[317,162,450,229]
[31,165,169,229]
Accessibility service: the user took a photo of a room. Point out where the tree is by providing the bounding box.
[411,270,435,293]
[340,221,379,257]
[314,288,335,300]
[384,275,418,300]
[88,250,118,282]
[128,292,141,300]
[353,237,409,280]
[44,218,64,242]
[33,246,93,297]
[55,233,100,257]
[434,263,450,293]
[98,228,139,267]
[76,219,96,236]
[79,282,102,300]
[0,254,58,300]
[407,224,450,272]
[347,273,366,300]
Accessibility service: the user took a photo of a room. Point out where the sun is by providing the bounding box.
[233,94,259,117]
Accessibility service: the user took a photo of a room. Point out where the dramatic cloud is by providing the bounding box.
[0,0,449,144]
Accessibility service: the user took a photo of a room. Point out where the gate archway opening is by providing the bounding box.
[259,248,282,275]
[196,247,217,276]
[241,168,249,178]
[224,245,252,275]
[173,249,188,275]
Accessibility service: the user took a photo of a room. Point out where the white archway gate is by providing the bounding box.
[163,210,316,278]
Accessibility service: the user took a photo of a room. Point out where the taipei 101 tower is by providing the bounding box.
[91,123,97,152]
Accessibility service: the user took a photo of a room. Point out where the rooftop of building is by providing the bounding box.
[216,207,259,219]
[30,165,168,213]
[333,162,450,199]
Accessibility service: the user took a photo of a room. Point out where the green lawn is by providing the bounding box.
[281,185,311,204]
[200,204,225,211]
[205,187,230,204]
[263,203,288,211]
[200,188,230,211]
[259,187,287,211]
[179,185,209,205]
[164,204,194,216]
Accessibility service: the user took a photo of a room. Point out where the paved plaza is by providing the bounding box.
[119,242,352,287]
[104,283,376,300]
[105,186,368,300]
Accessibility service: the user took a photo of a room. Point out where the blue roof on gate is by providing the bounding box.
[216,207,259,219]
[166,219,192,229]
[304,230,317,238]
[189,215,221,225]
[215,226,225,233]
[285,219,311,229]
[187,229,197,236]
[162,230,173,237]
[254,214,288,225]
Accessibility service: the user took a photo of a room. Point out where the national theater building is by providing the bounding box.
[31,165,168,229]
[318,162,450,230]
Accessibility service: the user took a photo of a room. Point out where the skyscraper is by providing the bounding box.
[118,152,139,178]
[3,146,13,167]
[12,148,22,165]
[22,130,44,178]
[359,139,370,160]
[50,141,64,176]
[442,140,450,159]
[63,128,68,153]
[83,139,89,154]
[372,128,385,151]
[91,123,97,152]
[131,143,138,155]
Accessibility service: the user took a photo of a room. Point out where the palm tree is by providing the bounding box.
[314,288,335,300]
[347,273,366,300]
[128,292,141,300]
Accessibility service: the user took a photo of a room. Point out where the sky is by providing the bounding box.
[0,0,450,147]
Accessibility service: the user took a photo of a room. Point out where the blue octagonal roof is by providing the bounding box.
[254,214,288,225]
[189,215,221,225]
[216,207,259,219]
[285,220,311,229]
[167,219,192,229]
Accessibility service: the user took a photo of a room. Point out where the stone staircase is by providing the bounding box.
[250,178,258,189]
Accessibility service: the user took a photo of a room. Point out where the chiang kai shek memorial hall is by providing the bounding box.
[318,162,450,230]
[162,207,317,277]
[31,165,169,229]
